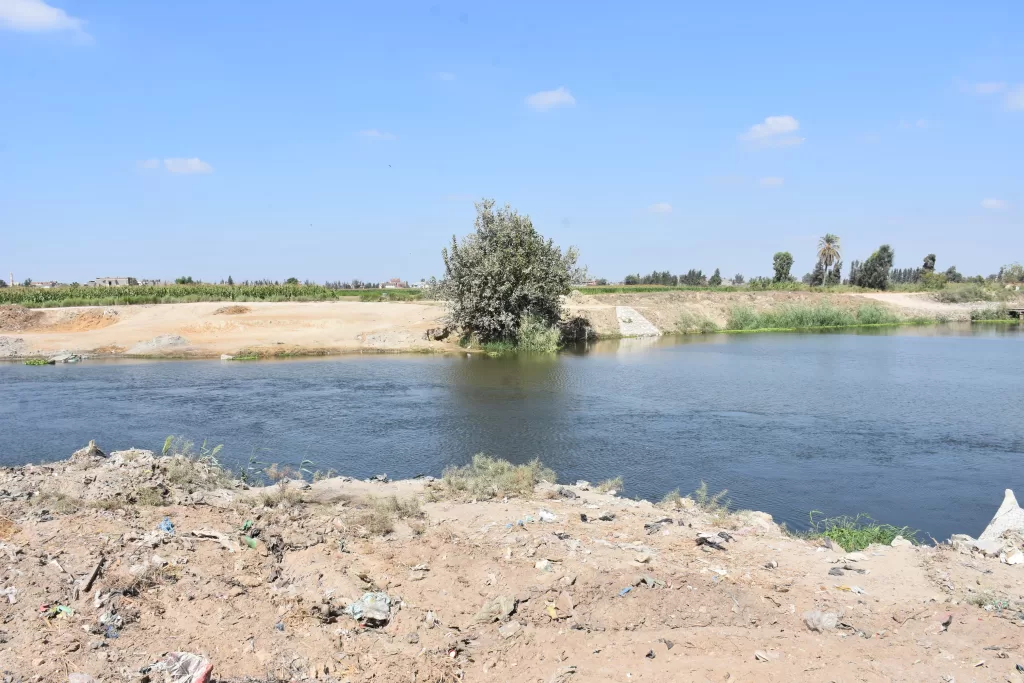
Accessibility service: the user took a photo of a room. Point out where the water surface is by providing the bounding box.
[2,324,1022,541]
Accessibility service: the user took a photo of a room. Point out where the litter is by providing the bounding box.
[696,534,727,551]
[597,512,616,522]
[645,649,655,659]
[151,652,214,683]
[158,517,175,534]
[539,509,557,523]
[274,621,284,631]
[241,536,258,549]
[634,575,665,589]
[618,586,633,597]
[369,474,389,483]
[803,610,840,632]
[828,567,844,576]
[643,523,663,535]
[0,586,15,604]
[535,559,554,572]
[345,592,392,626]
[557,487,579,499]
[579,514,589,523]
[498,620,522,638]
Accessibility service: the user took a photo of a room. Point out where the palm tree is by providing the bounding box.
[816,234,841,286]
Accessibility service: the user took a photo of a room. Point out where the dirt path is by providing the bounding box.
[1,448,1022,682]
[0,301,452,358]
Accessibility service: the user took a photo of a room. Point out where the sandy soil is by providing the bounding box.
[1,447,1022,682]
[0,301,452,358]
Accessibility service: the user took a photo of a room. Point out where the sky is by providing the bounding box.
[1,1,1022,284]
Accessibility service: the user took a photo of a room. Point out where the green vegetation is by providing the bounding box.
[772,251,794,282]
[516,314,562,352]
[437,199,583,349]
[726,302,902,331]
[440,453,556,499]
[23,358,51,365]
[0,283,424,308]
[970,305,1014,321]
[161,436,231,489]
[676,311,720,334]
[693,481,730,515]
[805,511,918,552]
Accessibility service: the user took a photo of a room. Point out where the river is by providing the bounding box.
[2,324,1022,541]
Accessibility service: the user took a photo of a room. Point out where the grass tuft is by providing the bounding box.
[356,495,423,536]
[440,454,556,499]
[676,312,720,334]
[595,476,624,493]
[805,511,918,552]
[693,481,730,515]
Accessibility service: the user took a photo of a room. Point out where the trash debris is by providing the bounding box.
[828,567,845,576]
[474,595,516,623]
[539,509,557,523]
[764,559,778,569]
[803,610,840,632]
[425,611,437,628]
[634,575,665,589]
[369,474,389,483]
[979,489,1024,542]
[579,513,589,523]
[1005,551,1023,565]
[597,512,615,522]
[535,559,554,572]
[696,533,727,551]
[151,652,214,683]
[0,586,16,604]
[618,586,633,597]
[643,522,663,535]
[645,649,655,659]
[754,650,772,662]
[557,487,578,499]
[657,638,674,650]
[344,592,392,626]
[241,536,258,549]
[191,529,239,553]
[940,613,952,632]
[158,517,175,534]
[498,620,522,639]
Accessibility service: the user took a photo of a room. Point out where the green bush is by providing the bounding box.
[933,284,994,303]
[676,311,720,334]
[516,314,561,352]
[806,511,918,552]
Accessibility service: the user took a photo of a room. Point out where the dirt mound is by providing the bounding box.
[213,305,251,315]
[0,336,26,357]
[45,307,120,332]
[0,305,42,332]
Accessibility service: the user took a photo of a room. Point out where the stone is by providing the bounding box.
[535,559,554,572]
[498,620,522,639]
[555,591,573,616]
[979,490,1024,542]
[474,595,516,624]
[890,535,913,548]
[1003,550,1023,566]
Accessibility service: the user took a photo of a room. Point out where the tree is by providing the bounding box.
[708,268,722,287]
[853,245,894,290]
[227,275,234,286]
[594,278,609,286]
[679,269,705,286]
[825,261,842,286]
[815,234,841,286]
[624,274,640,285]
[808,261,825,286]
[733,273,745,285]
[438,199,584,342]
[772,252,794,283]
[21,278,32,287]
[175,276,194,285]
[1001,263,1024,283]
[285,277,300,285]
[944,265,963,283]
[0,279,7,288]
[922,254,936,273]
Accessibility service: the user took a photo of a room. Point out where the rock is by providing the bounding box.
[1003,550,1023,566]
[844,552,868,562]
[979,489,1024,542]
[575,480,591,490]
[344,592,392,626]
[950,534,976,554]
[803,610,839,632]
[891,535,913,548]
[555,591,573,616]
[70,440,106,462]
[972,539,1004,558]
[634,553,652,564]
[828,567,845,576]
[405,632,420,644]
[535,559,554,572]
[49,352,81,363]
[557,487,578,499]
[498,620,522,639]
[474,595,516,623]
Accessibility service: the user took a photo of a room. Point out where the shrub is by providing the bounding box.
[440,454,556,499]
[676,311,720,334]
[806,511,917,552]
[596,476,624,493]
[971,305,1011,321]
[933,284,994,303]
[516,314,561,352]
[708,269,722,287]
[438,200,584,343]
[693,481,730,515]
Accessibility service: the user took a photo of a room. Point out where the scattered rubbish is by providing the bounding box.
[645,649,655,660]
[557,487,578,499]
[850,586,866,595]
[241,536,258,550]
[0,586,15,604]
[1016,663,1024,674]
[618,586,633,597]
[828,567,845,576]
[498,620,522,639]
[843,564,868,575]
[192,529,239,553]
[754,651,771,662]
[345,592,392,626]
[634,575,664,589]
[579,514,589,523]
[406,632,420,644]
[979,489,1024,542]
[151,652,214,683]
[240,519,254,532]
[555,532,572,541]
[158,517,175,534]
[555,591,573,617]
[643,523,663,535]
[764,560,778,569]
[718,531,734,542]
[545,603,558,619]
[657,638,674,650]
[425,611,437,628]
[940,613,953,632]
[104,625,119,639]
[597,512,616,522]
[575,480,591,490]
[369,474,389,483]
[535,559,554,572]
[1004,551,1023,566]
[474,595,516,624]
[803,610,840,632]
[539,509,557,523]
[696,533,727,551]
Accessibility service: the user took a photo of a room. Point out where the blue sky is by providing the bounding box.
[2,1,1021,284]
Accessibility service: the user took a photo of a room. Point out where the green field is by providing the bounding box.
[0,284,424,307]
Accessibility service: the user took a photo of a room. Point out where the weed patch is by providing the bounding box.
[804,512,918,552]
[440,454,556,499]
[596,476,624,493]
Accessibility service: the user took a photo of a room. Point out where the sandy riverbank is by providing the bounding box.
[0,291,1018,359]
[0,446,1022,681]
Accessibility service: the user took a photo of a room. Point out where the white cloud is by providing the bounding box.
[163,158,213,174]
[0,0,88,37]
[758,176,784,187]
[525,87,576,112]
[973,81,1007,95]
[1006,85,1024,111]
[740,115,803,147]
[437,72,456,81]
[139,157,213,174]
[357,128,397,141]
[648,202,672,214]
[981,198,1008,210]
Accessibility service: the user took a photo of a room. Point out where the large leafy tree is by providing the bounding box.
[772,252,794,283]
[816,234,841,286]
[854,245,895,290]
[439,200,585,342]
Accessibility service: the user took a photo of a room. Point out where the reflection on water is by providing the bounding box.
[1,324,1022,541]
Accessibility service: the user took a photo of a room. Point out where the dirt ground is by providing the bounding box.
[1,447,1022,682]
[0,301,452,358]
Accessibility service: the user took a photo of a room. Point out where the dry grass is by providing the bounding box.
[693,481,730,516]
[356,495,423,536]
[0,515,20,540]
[258,481,304,508]
[440,454,556,500]
[164,455,232,490]
[213,305,252,315]
[35,489,82,514]
[596,476,624,493]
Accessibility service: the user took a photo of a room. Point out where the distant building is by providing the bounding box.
[89,277,138,287]
[383,278,406,289]
[138,279,165,286]
[31,281,61,288]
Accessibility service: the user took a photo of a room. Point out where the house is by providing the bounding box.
[31,281,61,288]
[90,277,138,287]
[383,278,406,289]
